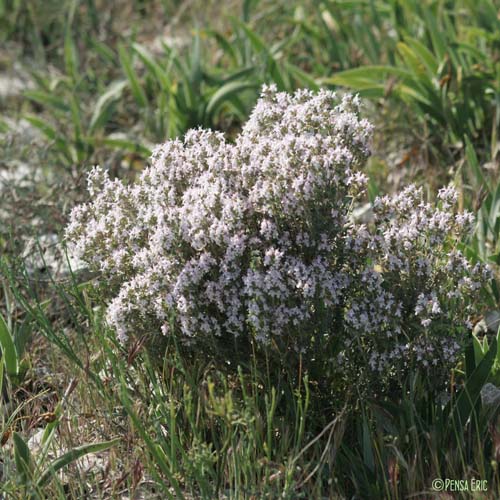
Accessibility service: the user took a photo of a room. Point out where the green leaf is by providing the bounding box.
[24,90,70,113]
[325,65,412,88]
[0,353,4,399]
[404,36,439,75]
[397,42,427,78]
[188,33,203,90]
[495,325,500,367]
[465,135,488,193]
[37,438,120,487]
[236,20,268,55]
[423,8,447,62]
[69,94,83,154]
[24,115,73,162]
[94,136,152,157]
[119,44,148,108]
[488,181,500,230]
[489,252,500,265]
[13,432,34,484]
[206,80,258,120]
[89,38,117,65]
[209,30,238,64]
[361,415,374,473]
[89,80,127,134]
[120,381,181,499]
[450,337,497,431]
[13,316,32,361]
[219,67,256,85]
[0,312,18,377]
[64,28,79,83]
[472,333,486,367]
[395,83,433,107]
[132,43,172,92]
[285,63,320,91]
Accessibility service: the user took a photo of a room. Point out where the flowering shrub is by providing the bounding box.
[66,86,490,388]
[341,184,490,385]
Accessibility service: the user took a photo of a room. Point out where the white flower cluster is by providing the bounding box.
[65,86,490,383]
[342,184,490,378]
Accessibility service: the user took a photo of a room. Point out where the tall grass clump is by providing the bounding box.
[320,0,500,174]
[65,86,490,400]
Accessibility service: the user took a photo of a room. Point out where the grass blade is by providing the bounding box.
[119,44,148,108]
[13,432,34,484]
[89,80,127,134]
[0,312,18,377]
[37,438,121,488]
[206,80,258,122]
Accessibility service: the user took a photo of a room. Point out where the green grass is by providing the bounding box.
[2,256,500,498]
[2,0,500,498]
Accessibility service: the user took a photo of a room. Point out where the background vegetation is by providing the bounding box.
[2,0,500,498]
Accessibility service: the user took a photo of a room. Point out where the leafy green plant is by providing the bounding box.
[459,142,500,306]
[20,0,309,171]
[0,310,31,386]
[129,36,259,137]
[0,311,20,381]
[4,253,344,498]
[11,431,119,494]
[473,326,500,386]
[24,43,151,170]
[6,1,500,498]
[336,344,500,498]
[5,222,498,498]
[210,15,318,94]
[314,0,500,174]
[0,332,119,497]
[23,32,262,169]
[306,0,395,71]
